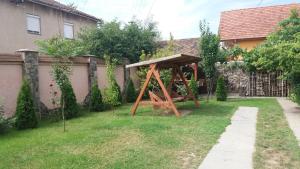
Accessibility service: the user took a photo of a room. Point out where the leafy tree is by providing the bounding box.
[198,20,220,101]
[37,36,88,57]
[243,9,300,104]
[15,79,38,130]
[137,33,174,96]
[216,76,227,101]
[125,79,137,103]
[103,55,122,108]
[90,83,104,112]
[79,19,159,62]
[217,48,228,64]
[189,74,198,98]
[37,37,82,131]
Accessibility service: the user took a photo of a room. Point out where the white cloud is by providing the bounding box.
[59,0,300,39]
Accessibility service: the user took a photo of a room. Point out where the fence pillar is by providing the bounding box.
[17,49,41,119]
[88,56,98,90]
[83,55,98,106]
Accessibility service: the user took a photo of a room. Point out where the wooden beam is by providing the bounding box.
[193,62,198,80]
[176,66,200,107]
[152,67,181,117]
[167,68,177,95]
[131,64,156,115]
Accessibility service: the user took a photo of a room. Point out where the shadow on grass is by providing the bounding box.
[127,101,236,118]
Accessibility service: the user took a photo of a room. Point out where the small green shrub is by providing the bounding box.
[61,81,79,119]
[125,79,137,103]
[294,85,300,105]
[216,76,227,101]
[189,75,198,98]
[103,80,122,108]
[0,100,13,134]
[15,79,38,130]
[290,70,300,104]
[90,83,104,112]
[0,115,10,134]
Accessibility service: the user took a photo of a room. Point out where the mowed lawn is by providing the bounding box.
[0,99,300,169]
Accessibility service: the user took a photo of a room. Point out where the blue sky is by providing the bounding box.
[59,0,300,40]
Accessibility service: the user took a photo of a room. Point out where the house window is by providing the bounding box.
[64,22,74,39]
[26,14,41,35]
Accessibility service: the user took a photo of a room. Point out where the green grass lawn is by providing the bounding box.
[0,98,299,169]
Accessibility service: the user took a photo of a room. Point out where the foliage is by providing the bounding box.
[37,37,80,131]
[216,76,227,101]
[79,19,160,62]
[198,20,220,101]
[90,83,104,112]
[137,34,174,96]
[216,61,247,72]
[243,9,300,104]
[228,45,245,61]
[0,114,10,134]
[189,75,198,98]
[36,36,88,57]
[15,79,38,130]
[61,80,79,119]
[217,48,228,64]
[104,56,122,107]
[125,79,137,103]
[290,68,300,103]
[0,98,13,134]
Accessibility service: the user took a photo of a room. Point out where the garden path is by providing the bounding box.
[198,106,258,169]
[277,98,300,146]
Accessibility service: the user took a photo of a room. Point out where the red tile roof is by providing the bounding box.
[219,3,300,41]
[159,38,199,56]
[23,0,101,22]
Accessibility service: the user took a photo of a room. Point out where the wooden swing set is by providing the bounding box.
[126,54,201,117]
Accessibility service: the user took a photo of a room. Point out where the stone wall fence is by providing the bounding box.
[216,61,290,97]
[0,50,136,118]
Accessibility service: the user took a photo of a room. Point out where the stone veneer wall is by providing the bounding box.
[216,62,290,97]
[216,62,249,96]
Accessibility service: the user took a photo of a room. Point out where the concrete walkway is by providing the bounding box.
[199,107,258,169]
[277,98,300,146]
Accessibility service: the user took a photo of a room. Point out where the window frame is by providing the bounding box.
[63,22,74,39]
[26,14,41,35]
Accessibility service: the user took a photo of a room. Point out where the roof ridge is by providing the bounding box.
[221,3,300,14]
[26,0,101,22]
[160,37,199,42]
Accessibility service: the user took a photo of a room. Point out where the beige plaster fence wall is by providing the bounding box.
[0,53,128,117]
[97,65,125,91]
[0,54,23,117]
[39,64,90,109]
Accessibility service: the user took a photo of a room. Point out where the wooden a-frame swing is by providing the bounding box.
[126,54,200,117]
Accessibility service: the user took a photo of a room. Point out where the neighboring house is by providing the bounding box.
[0,0,101,53]
[158,38,199,56]
[219,3,300,51]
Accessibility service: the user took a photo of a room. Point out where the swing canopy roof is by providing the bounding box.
[126,53,201,69]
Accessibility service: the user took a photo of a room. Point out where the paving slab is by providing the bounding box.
[198,106,258,169]
[277,98,300,146]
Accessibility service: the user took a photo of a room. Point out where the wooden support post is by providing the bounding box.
[131,64,156,116]
[176,66,200,107]
[152,67,181,117]
[193,62,198,80]
[167,68,177,95]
